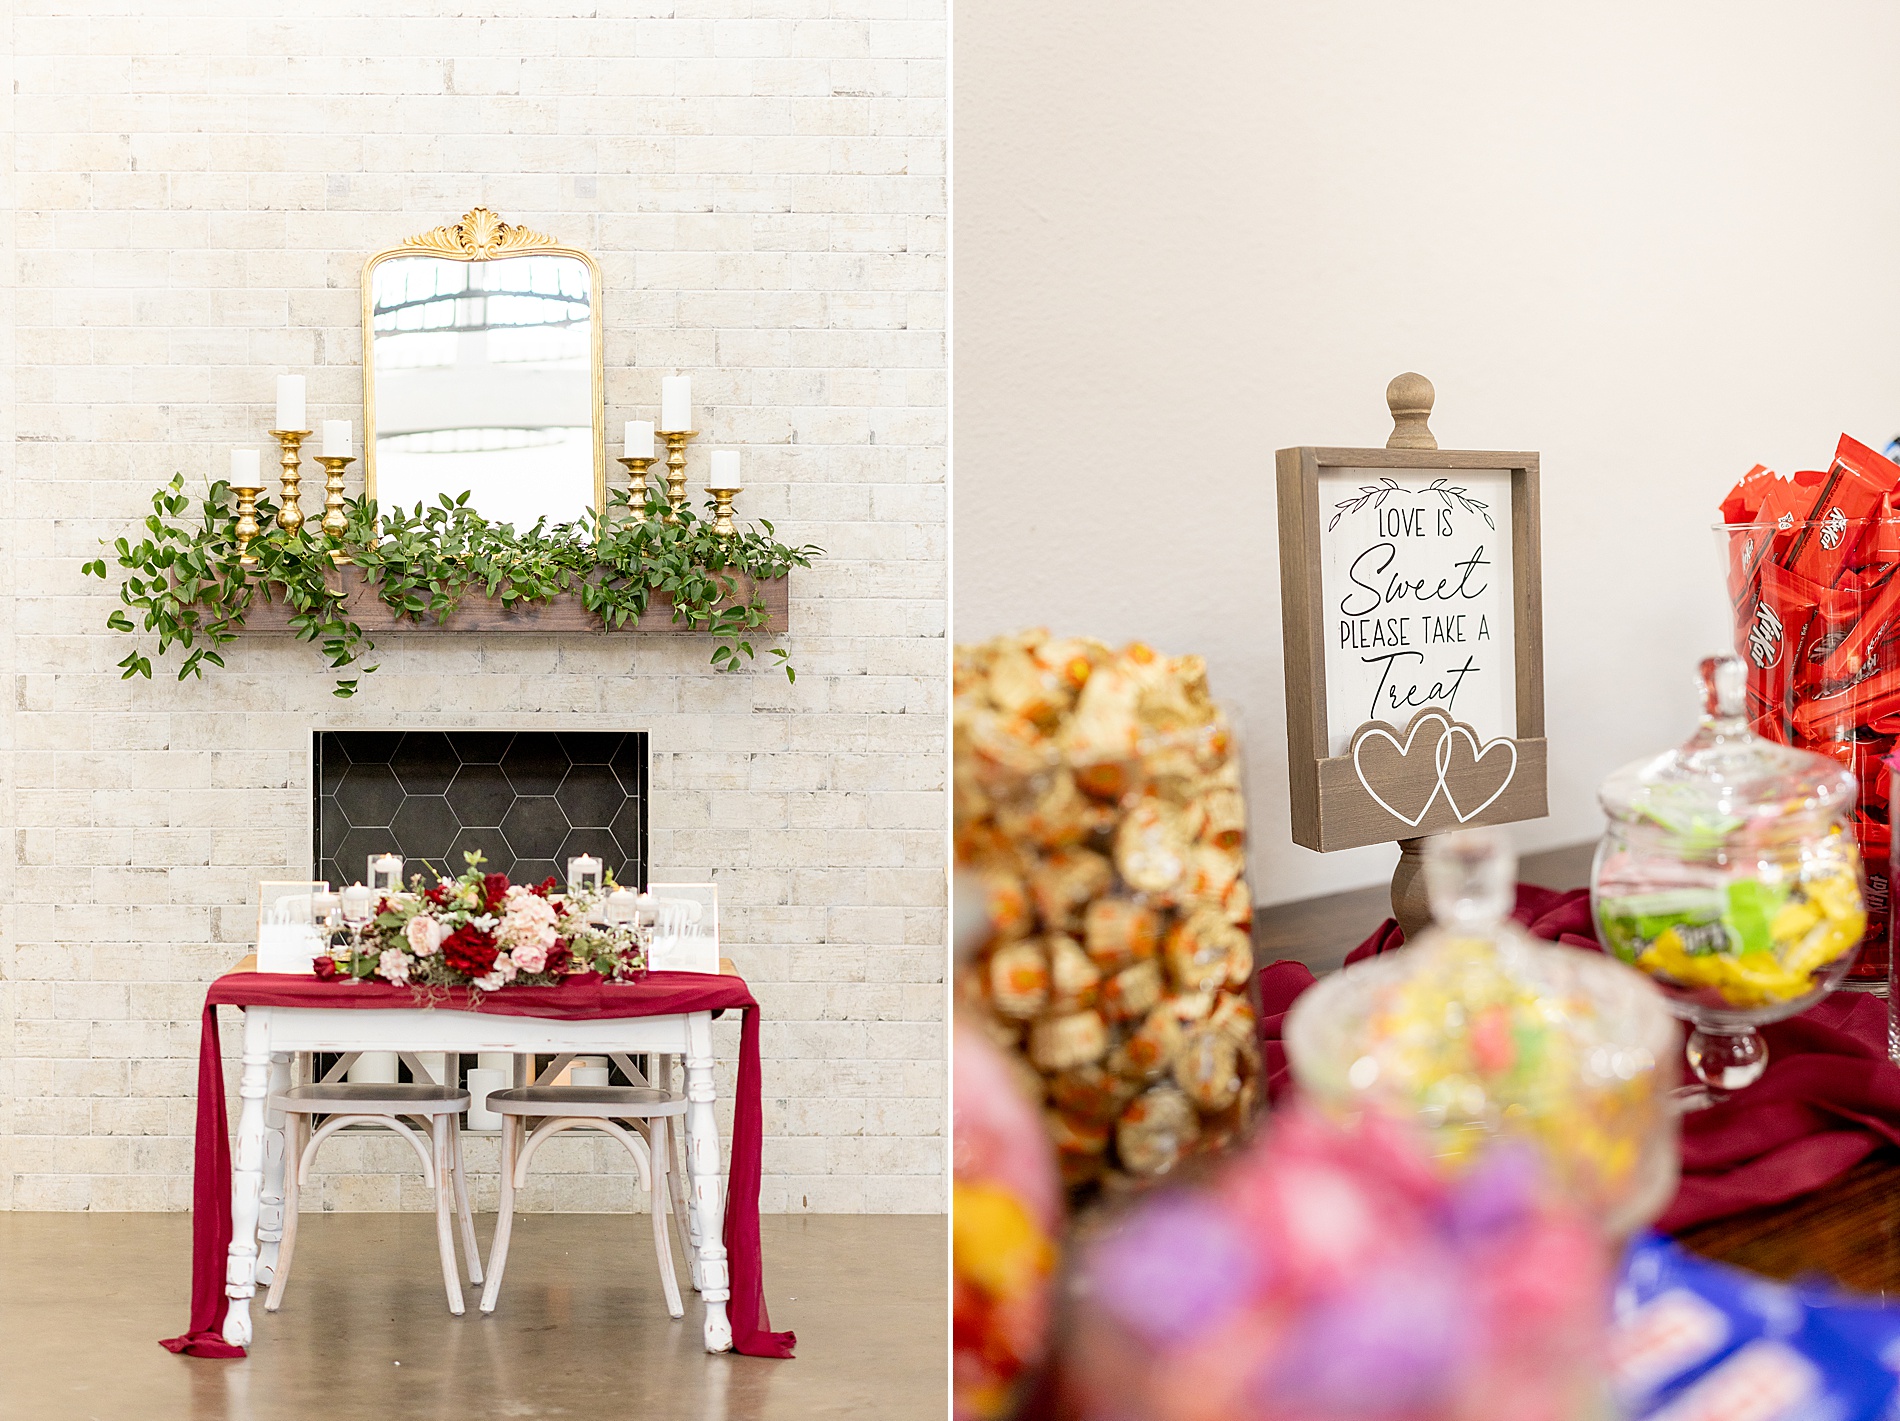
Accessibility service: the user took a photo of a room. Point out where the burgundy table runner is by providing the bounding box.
[1257,884,1900,1233]
[161,970,794,1360]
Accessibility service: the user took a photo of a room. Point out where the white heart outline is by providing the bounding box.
[1350,711,1452,828]
[1432,724,1518,823]
[1350,712,1519,829]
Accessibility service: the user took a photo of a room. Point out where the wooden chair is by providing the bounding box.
[264,1051,482,1315]
[478,1051,687,1318]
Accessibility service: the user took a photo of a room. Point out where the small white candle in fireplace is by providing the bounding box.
[567,854,604,896]
[604,886,638,925]
[709,450,741,486]
[624,420,654,459]
[230,448,262,488]
[369,853,404,892]
[659,376,692,433]
[321,420,352,459]
[275,374,306,432]
[311,890,340,924]
[341,882,373,923]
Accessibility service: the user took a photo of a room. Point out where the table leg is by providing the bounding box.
[684,1012,731,1353]
[255,1051,292,1286]
[223,1007,273,1347]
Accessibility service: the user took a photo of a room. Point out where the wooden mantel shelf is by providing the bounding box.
[238,565,789,636]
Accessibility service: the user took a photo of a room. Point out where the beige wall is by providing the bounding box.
[954,1,1900,904]
[2,2,946,1213]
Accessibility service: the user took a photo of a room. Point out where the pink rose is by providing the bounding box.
[511,941,549,974]
[498,894,559,953]
[406,915,443,957]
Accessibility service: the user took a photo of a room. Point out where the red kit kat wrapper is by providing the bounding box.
[1722,436,1900,983]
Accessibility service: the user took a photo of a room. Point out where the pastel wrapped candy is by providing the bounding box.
[1099,958,1163,1023]
[1046,934,1103,1012]
[1109,1004,1185,1083]
[1029,1009,1109,1072]
[952,1019,1060,1421]
[1112,799,1191,897]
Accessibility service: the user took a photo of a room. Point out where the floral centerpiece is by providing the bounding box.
[317,851,645,990]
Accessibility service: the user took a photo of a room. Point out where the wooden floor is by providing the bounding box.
[1255,840,1900,1294]
[4,1211,947,1420]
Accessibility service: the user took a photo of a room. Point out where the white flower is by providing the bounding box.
[473,970,505,992]
[406,916,443,958]
[377,948,411,985]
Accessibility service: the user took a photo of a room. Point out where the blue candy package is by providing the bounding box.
[1612,1234,1898,1421]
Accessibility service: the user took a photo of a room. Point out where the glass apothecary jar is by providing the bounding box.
[1286,828,1680,1233]
[1593,655,1865,1102]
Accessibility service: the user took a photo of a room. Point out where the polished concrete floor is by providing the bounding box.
[2,1212,947,1420]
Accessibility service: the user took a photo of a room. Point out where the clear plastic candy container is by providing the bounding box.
[1286,828,1679,1232]
[1593,655,1864,1099]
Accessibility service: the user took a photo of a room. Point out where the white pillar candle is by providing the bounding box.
[465,1067,507,1129]
[275,374,306,432]
[659,376,692,433]
[310,890,340,924]
[708,450,741,487]
[604,886,638,925]
[368,853,404,892]
[230,448,262,488]
[624,419,655,459]
[347,1051,400,1085]
[321,419,352,458]
[567,854,604,895]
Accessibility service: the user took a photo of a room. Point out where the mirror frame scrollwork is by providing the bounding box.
[361,207,608,519]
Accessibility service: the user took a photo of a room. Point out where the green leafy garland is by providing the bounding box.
[83,478,821,697]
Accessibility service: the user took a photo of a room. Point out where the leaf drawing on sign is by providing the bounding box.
[1327,478,1403,530]
[1419,478,1494,529]
[1326,477,1495,531]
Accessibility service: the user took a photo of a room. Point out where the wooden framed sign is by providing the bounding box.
[1276,375,1547,857]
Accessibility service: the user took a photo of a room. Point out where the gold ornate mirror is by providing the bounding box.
[362,208,605,528]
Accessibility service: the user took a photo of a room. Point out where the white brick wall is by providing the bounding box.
[0,1,947,1214]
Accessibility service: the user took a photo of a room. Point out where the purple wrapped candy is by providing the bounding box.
[1087,1192,1264,1347]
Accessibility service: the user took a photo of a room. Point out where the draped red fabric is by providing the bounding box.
[1260,886,1900,1233]
[160,970,794,1359]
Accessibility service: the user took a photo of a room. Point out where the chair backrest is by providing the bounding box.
[646,881,719,973]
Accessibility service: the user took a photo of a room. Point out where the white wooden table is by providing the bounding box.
[223,1002,734,1352]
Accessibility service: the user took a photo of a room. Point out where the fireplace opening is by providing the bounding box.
[315,730,648,892]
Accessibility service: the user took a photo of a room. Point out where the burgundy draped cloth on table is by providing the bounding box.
[1257,884,1900,1234]
[160,970,794,1360]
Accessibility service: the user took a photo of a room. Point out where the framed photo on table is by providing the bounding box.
[1275,378,1547,855]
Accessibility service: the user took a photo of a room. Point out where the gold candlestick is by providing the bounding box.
[232,482,266,567]
[659,429,697,523]
[316,454,355,562]
[269,428,311,534]
[706,483,742,539]
[616,454,658,523]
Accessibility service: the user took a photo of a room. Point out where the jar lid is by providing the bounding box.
[1596,656,1856,847]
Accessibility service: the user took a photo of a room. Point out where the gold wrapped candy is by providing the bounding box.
[956,630,1261,1201]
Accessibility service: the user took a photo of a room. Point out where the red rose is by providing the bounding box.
[533,876,558,898]
[483,872,512,913]
[312,955,338,981]
[424,883,450,906]
[442,924,498,977]
[545,940,573,976]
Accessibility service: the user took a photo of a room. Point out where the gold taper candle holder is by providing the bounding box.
[232,482,266,567]
[706,483,742,539]
[268,429,311,534]
[316,454,355,562]
[616,454,658,523]
[659,429,697,523]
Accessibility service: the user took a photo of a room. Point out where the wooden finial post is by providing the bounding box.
[1385,372,1437,450]
[1388,371,1436,942]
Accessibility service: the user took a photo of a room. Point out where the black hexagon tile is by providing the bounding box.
[315,731,647,890]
